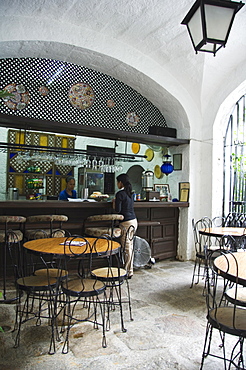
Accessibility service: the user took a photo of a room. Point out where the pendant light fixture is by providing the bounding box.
[181,0,244,56]
[161,154,174,176]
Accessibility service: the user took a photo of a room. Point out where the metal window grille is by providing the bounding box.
[223,94,246,215]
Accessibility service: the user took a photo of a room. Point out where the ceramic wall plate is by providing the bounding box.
[154,165,164,179]
[145,148,154,162]
[68,82,95,110]
[126,112,140,127]
[3,83,30,110]
[39,86,49,96]
[107,99,115,108]
[147,144,162,152]
[131,143,140,154]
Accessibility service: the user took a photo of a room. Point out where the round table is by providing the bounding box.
[23,237,121,257]
[213,252,246,287]
[199,227,246,238]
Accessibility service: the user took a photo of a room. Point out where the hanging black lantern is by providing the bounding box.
[181,0,244,56]
[161,155,174,175]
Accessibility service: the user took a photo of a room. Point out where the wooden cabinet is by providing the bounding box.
[135,206,179,260]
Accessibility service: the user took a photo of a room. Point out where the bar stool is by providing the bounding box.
[83,214,124,239]
[0,215,26,303]
[25,214,69,240]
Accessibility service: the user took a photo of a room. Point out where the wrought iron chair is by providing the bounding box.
[211,216,226,227]
[200,249,246,369]
[190,218,210,290]
[13,244,66,355]
[90,225,135,333]
[202,216,226,250]
[225,212,242,227]
[24,215,70,279]
[60,235,107,353]
[0,215,26,303]
[223,234,246,309]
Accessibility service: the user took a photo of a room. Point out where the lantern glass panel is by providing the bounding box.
[205,5,235,40]
[187,8,203,47]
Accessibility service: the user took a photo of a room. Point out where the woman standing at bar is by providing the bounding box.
[113,173,138,278]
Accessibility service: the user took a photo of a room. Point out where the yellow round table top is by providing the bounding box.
[24,237,120,256]
[214,252,246,286]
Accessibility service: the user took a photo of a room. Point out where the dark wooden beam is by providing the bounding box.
[0,113,189,147]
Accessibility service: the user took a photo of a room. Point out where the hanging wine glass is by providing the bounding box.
[92,156,97,170]
[111,158,116,173]
[105,157,110,172]
[98,157,104,172]
[117,164,123,172]
[86,156,91,168]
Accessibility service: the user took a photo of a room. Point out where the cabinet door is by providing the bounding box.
[135,206,179,260]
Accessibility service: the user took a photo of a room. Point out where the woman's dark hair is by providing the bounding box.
[116,173,132,198]
[66,176,75,183]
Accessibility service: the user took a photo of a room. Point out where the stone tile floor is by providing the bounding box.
[0,260,243,369]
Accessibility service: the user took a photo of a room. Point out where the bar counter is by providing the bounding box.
[0,200,189,260]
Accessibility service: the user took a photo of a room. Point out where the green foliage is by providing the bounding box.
[0,89,14,99]
[231,153,246,177]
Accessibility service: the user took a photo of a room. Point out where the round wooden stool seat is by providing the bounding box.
[85,227,122,238]
[16,275,57,290]
[87,214,124,222]
[25,229,66,240]
[85,214,123,238]
[91,267,127,280]
[26,215,68,223]
[62,278,105,296]
[0,230,23,243]
[34,268,68,279]
[0,216,26,223]
[25,214,68,240]
[0,215,26,243]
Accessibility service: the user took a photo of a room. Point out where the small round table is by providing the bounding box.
[23,236,121,257]
[213,252,246,287]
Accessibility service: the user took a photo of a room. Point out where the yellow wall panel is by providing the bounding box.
[40,134,48,147]
[15,132,25,149]
[62,137,68,148]
[61,178,66,191]
[14,175,24,192]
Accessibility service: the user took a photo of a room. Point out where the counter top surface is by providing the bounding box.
[0,200,189,208]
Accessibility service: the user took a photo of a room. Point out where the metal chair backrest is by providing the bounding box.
[212,216,225,227]
[219,234,237,252]
[225,212,242,227]
[192,218,210,255]
[206,249,242,327]
[62,235,92,278]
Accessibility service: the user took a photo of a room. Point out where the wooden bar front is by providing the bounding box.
[0,200,189,260]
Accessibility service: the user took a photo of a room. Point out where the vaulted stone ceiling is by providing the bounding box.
[0,0,246,138]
